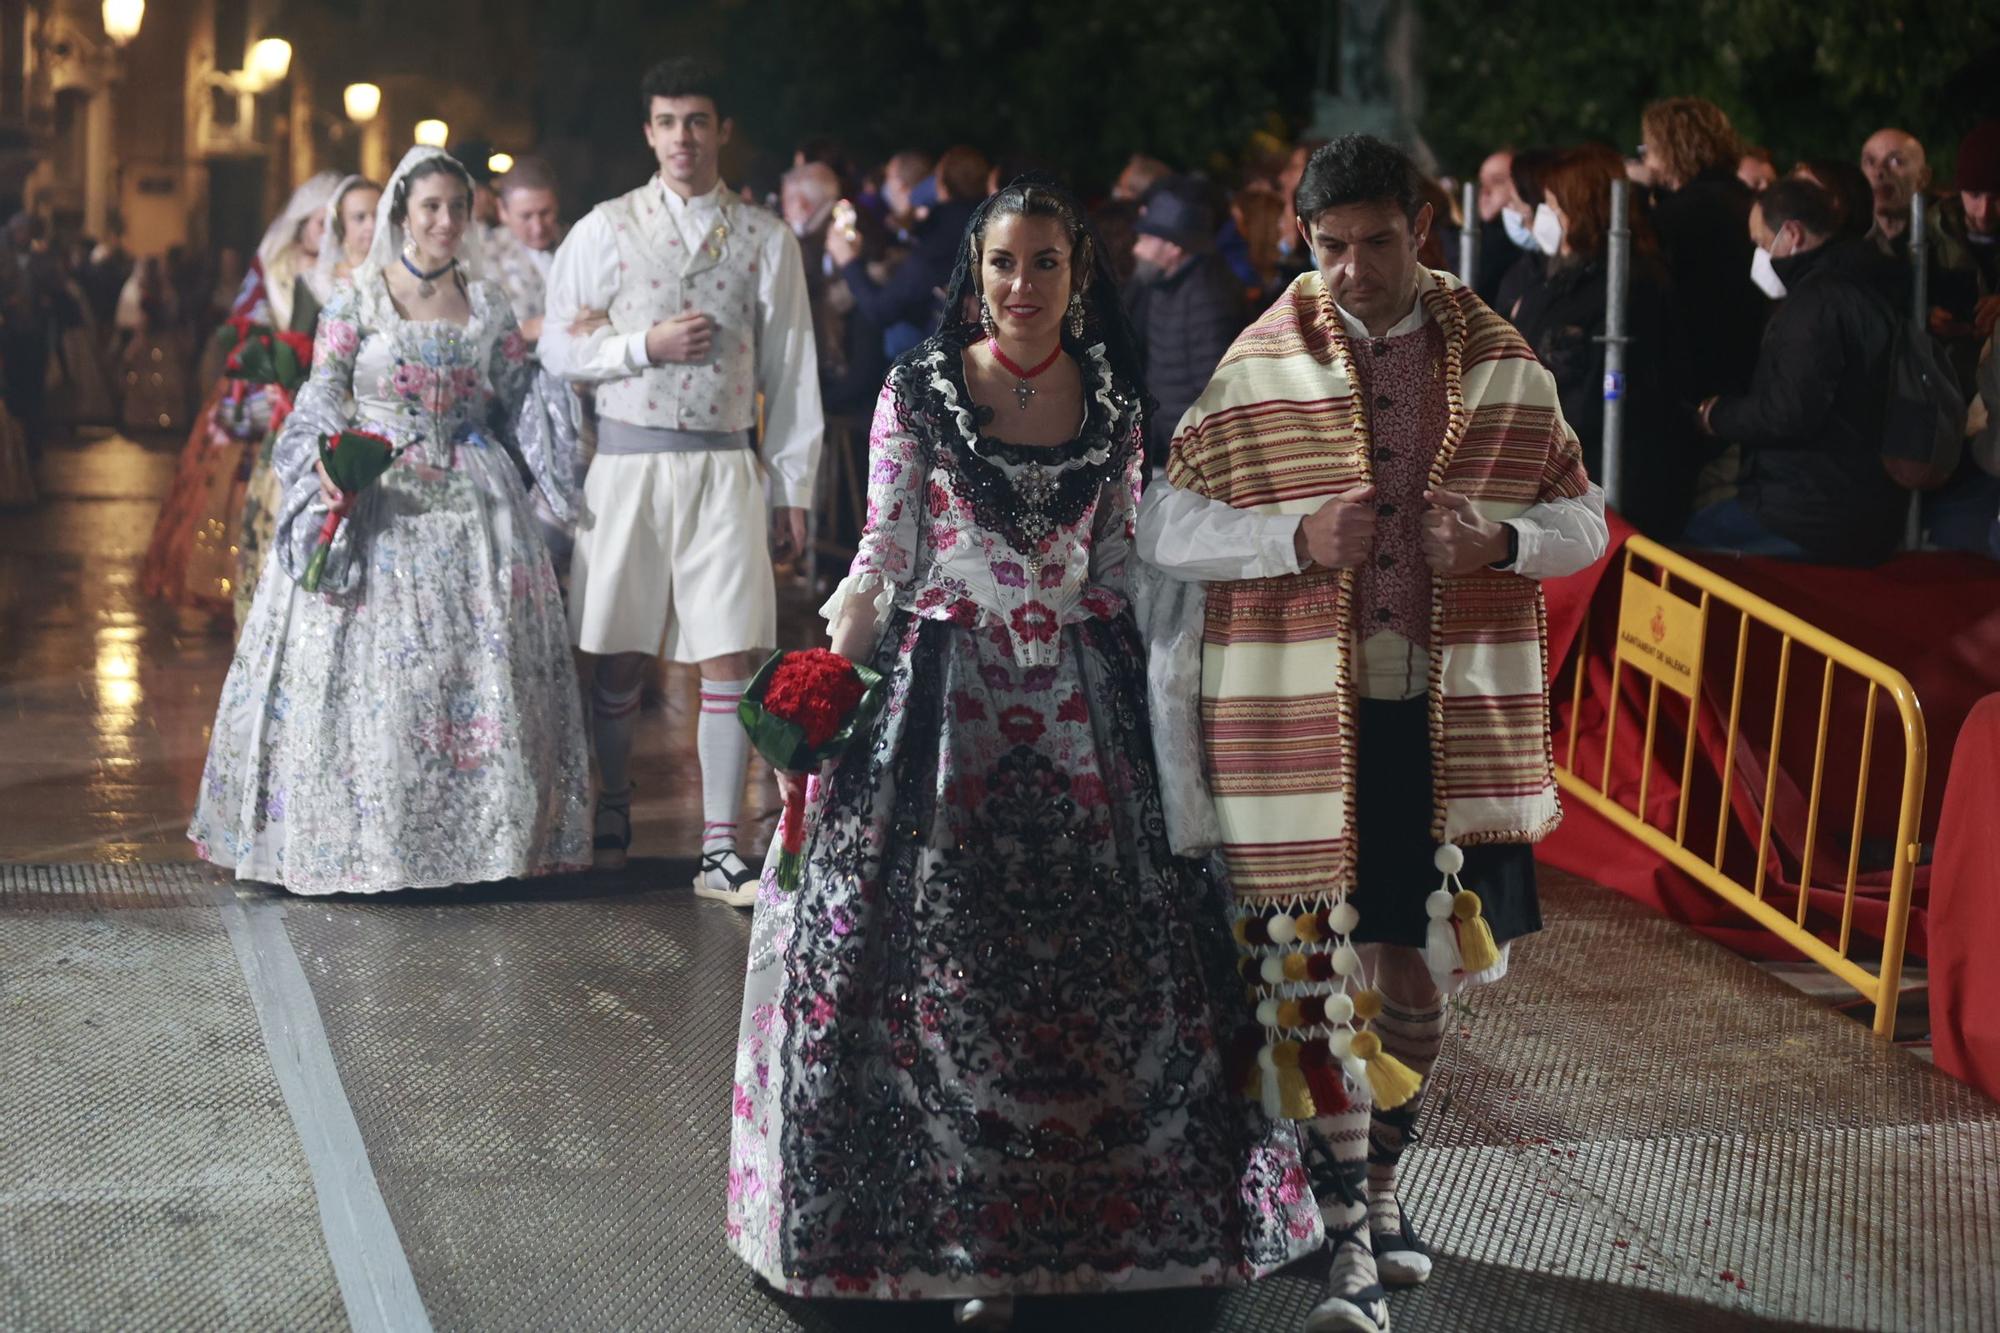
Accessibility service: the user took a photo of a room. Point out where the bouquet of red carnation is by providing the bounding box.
[738,647,886,892]
[217,319,314,432]
[302,429,400,593]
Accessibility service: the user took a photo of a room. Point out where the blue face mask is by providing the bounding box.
[1502,207,1535,251]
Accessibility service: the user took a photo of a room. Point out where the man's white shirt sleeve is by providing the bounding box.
[1134,480,1303,582]
[755,225,824,509]
[1506,482,1608,580]
[537,209,653,383]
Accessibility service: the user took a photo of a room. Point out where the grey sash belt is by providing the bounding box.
[595,419,752,455]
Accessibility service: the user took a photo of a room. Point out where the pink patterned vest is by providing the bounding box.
[1349,320,1448,648]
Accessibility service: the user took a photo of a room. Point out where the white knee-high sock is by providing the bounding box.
[697,678,751,856]
[591,677,643,800]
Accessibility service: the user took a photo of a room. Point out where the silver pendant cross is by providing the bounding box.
[1012,378,1034,411]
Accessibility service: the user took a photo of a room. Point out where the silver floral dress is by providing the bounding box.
[188,272,591,894]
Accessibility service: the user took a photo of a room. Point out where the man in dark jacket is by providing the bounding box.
[1125,177,1244,468]
[828,146,986,364]
[1688,178,1906,565]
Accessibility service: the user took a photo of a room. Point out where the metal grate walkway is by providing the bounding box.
[2,862,1993,1332]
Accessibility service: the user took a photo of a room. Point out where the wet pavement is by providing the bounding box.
[0,427,779,868]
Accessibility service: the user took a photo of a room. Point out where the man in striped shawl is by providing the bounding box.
[1137,135,1607,1333]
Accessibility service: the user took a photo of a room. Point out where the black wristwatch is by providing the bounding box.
[1488,522,1520,571]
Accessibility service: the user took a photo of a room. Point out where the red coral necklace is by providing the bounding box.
[987,337,1062,411]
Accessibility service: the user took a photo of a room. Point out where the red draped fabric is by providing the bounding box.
[1929,695,2000,1102]
[1538,521,2000,973]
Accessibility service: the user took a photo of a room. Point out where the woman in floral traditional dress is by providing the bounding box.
[727,179,1322,1329]
[232,173,383,629]
[188,146,589,894]
[140,172,340,622]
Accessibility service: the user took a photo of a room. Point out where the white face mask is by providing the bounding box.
[1502,207,1535,251]
[1749,244,1787,299]
[1531,203,1564,256]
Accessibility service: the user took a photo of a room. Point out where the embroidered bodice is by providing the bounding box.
[317,273,533,468]
[825,332,1144,667]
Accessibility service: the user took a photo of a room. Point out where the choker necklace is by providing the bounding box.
[400,253,456,299]
[987,337,1062,411]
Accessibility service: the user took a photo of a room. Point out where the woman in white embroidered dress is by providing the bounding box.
[188,146,590,894]
[727,180,1321,1328]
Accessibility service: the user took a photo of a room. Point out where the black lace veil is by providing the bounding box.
[936,174,1152,421]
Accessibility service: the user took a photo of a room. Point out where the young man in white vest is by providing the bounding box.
[541,57,823,906]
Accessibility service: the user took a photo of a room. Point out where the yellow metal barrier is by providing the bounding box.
[1552,536,1927,1036]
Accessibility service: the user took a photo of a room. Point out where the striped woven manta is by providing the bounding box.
[1164,266,1590,905]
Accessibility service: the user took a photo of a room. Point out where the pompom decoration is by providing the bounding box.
[1349,1029,1422,1109]
[1223,797,1449,1122]
[1453,889,1502,973]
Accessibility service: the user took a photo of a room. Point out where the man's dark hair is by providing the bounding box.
[1757,177,1839,240]
[1294,134,1423,223]
[640,57,724,120]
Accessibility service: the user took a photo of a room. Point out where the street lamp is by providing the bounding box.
[414,119,449,148]
[101,0,144,45]
[488,152,514,176]
[343,82,381,123]
[245,36,292,91]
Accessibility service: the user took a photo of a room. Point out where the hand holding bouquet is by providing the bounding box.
[302,429,400,593]
[738,648,886,892]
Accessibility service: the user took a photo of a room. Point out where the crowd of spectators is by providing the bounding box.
[8,97,1998,567]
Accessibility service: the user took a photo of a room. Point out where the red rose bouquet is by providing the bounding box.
[738,647,886,891]
[301,429,400,593]
[217,318,314,433]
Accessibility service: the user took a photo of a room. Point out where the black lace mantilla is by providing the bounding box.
[888,331,1140,554]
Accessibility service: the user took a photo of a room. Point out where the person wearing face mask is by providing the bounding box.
[541,57,824,907]
[1687,177,1904,565]
[1125,177,1246,470]
[188,145,592,894]
[1509,146,1682,534]
[1494,147,1558,325]
[1138,135,1606,1333]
